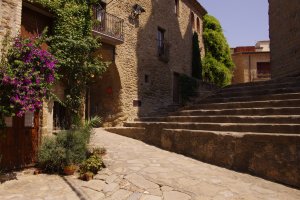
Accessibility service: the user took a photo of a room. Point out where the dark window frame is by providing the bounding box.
[191,12,195,29]
[175,0,179,16]
[157,27,166,56]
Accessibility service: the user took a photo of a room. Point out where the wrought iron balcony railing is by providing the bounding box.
[93,7,124,44]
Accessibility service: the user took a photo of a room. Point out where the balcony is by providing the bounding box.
[93,7,124,45]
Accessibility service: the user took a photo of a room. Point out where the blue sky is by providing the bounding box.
[198,0,269,47]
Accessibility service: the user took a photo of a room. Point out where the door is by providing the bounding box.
[0,112,40,170]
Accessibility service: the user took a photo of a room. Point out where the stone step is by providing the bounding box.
[199,92,300,104]
[135,115,300,124]
[124,122,300,134]
[223,81,300,93]
[219,84,300,97]
[223,75,300,90]
[186,99,300,110]
[177,107,300,116]
[209,87,300,99]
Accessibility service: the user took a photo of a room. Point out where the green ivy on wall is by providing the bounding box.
[202,15,234,87]
[31,0,107,126]
[179,74,199,104]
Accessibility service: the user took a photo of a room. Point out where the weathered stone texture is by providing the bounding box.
[269,0,300,78]
[0,0,22,52]
[107,127,300,188]
[95,0,206,124]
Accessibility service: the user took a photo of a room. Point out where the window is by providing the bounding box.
[157,27,169,62]
[157,27,165,56]
[257,62,271,78]
[191,12,195,29]
[145,74,149,83]
[197,17,200,32]
[175,0,179,16]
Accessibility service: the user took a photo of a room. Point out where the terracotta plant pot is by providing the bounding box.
[82,172,94,181]
[63,165,77,175]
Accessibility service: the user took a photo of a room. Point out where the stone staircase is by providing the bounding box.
[105,76,300,188]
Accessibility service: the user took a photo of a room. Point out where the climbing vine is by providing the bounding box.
[31,0,107,126]
[202,15,234,87]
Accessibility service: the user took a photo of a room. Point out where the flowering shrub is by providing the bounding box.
[0,36,58,119]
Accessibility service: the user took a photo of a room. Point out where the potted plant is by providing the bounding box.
[81,171,94,181]
[63,164,78,175]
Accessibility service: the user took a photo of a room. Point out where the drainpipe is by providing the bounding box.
[248,55,252,82]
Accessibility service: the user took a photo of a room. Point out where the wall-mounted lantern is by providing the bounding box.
[131,4,145,19]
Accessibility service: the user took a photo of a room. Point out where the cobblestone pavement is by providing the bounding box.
[1,128,300,200]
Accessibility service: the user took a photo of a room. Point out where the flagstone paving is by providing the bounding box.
[0,128,300,200]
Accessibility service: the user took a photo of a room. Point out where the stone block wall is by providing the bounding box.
[97,0,206,123]
[0,0,207,131]
[269,0,300,78]
[0,0,22,53]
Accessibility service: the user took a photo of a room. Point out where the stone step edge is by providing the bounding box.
[196,92,300,104]
[223,76,300,89]
[124,122,300,126]
[222,81,300,92]
[179,107,300,113]
[135,115,300,121]
[186,98,300,108]
[212,87,300,98]
[162,128,300,138]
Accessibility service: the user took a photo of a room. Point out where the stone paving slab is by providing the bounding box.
[0,129,300,200]
[89,129,300,200]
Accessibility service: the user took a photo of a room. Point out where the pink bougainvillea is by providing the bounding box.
[0,36,58,117]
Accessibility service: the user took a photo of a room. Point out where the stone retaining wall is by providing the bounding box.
[107,127,300,188]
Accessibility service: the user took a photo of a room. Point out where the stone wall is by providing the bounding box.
[107,127,300,188]
[0,0,22,53]
[232,52,270,84]
[93,0,206,125]
[269,0,300,78]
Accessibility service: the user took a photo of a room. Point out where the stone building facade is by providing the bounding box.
[231,41,270,84]
[0,0,207,134]
[269,0,300,78]
[89,0,207,127]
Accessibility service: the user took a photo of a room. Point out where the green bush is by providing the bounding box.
[37,117,101,173]
[202,55,232,87]
[80,154,103,175]
[37,137,66,173]
[202,15,234,87]
[56,130,88,166]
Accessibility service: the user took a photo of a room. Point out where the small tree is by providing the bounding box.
[192,32,202,80]
[202,15,234,87]
[34,0,108,127]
